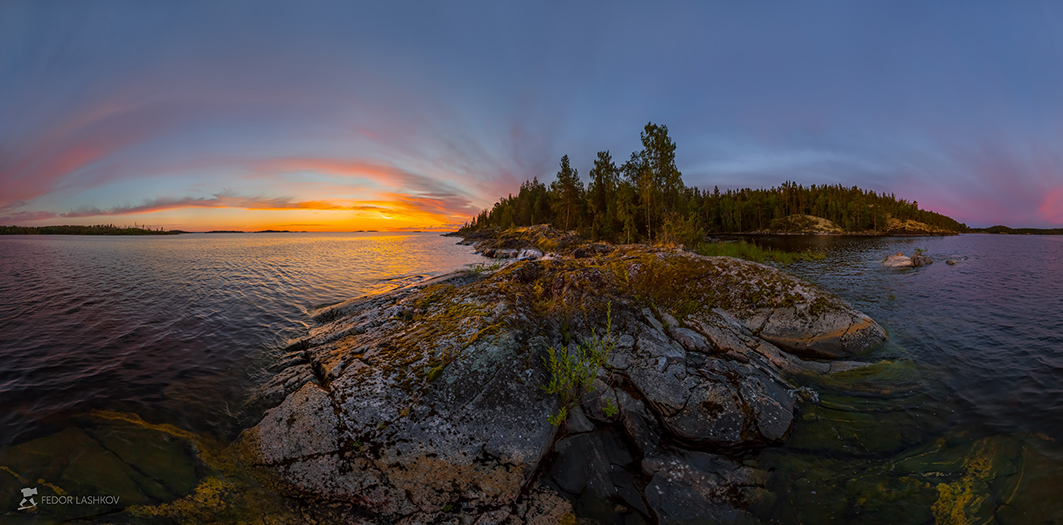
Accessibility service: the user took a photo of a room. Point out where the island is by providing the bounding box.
[0,224,184,235]
[232,124,962,523]
[968,225,1063,235]
[237,225,888,523]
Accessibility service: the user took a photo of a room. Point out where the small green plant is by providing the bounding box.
[470,260,504,274]
[546,406,568,427]
[914,247,927,256]
[541,303,616,425]
[425,364,446,382]
[603,397,618,417]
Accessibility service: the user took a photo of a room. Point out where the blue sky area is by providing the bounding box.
[2,1,1062,230]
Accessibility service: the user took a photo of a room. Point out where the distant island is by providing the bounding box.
[968,225,1063,235]
[461,122,967,244]
[0,224,183,235]
[209,230,308,233]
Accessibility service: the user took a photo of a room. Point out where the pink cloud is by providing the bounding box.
[0,143,119,210]
[0,97,203,210]
[0,210,59,222]
[1039,187,1063,225]
[256,158,464,195]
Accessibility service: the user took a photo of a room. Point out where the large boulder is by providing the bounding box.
[883,253,913,267]
[240,245,888,521]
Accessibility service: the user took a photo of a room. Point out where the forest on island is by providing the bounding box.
[0,224,182,235]
[968,225,1063,235]
[461,123,967,246]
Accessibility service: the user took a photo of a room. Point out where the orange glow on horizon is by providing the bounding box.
[9,203,469,232]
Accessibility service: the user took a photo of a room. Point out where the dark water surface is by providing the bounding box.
[0,232,486,445]
[743,234,1063,523]
[0,232,487,522]
[1,232,1061,523]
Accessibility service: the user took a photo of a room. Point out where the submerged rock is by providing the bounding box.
[643,450,764,524]
[911,254,933,267]
[240,236,888,521]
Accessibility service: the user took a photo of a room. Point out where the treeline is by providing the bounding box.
[0,224,183,235]
[461,122,966,245]
[969,225,1063,235]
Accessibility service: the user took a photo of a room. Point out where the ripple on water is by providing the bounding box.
[0,232,487,447]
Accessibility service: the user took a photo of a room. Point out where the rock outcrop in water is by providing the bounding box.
[883,251,934,268]
[240,226,887,523]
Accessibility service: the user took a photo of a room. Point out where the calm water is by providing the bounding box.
[0,232,486,448]
[1,232,1061,522]
[745,234,1063,523]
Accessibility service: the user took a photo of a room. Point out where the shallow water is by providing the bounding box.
[744,234,1063,523]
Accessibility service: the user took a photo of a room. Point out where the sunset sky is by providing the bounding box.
[3,2,1063,230]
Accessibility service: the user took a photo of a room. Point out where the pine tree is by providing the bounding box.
[550,155,583,232]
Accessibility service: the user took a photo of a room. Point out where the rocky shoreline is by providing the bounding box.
[238,226,888,524]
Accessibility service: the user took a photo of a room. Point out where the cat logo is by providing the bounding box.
[18,487,37,511]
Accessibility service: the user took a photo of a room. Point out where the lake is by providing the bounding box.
[0,232,487,522]
[1,232,1061,522]
[744,233,1063,523]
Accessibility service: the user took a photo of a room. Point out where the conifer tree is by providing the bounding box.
[550,155,583,232]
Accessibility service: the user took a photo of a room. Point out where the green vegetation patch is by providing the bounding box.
[693,240,825,265]
[540,303,616,425]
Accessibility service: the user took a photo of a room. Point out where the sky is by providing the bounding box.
[2,1,1063,231]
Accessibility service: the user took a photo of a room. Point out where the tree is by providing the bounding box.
[641,122,683,211]
[622,151,652,240]
[587,150,619,241]
[616,180,639,244]
[550,155,583,232]
[458,124,968,236]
